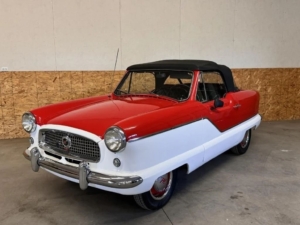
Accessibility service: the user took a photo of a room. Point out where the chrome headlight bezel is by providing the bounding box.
[104,126,126,153]
[22,112,37,133]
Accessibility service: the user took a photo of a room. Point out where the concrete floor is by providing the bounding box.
[0,121,299,225]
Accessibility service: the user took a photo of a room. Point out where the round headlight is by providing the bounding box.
[22,112,37,133]
[104,126,126,152]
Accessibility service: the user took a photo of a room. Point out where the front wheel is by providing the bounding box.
[231,129,252,155]
[134,170,177,210]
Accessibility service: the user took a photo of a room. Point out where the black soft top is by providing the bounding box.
[127,60,235,92]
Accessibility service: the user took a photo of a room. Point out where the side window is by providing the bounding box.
[197,72,226,102]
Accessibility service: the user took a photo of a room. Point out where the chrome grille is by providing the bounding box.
[39,129,100,162]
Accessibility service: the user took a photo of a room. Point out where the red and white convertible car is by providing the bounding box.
[22,60,261,210]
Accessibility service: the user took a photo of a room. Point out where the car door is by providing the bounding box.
[197,72,239,132]
[196,71,240,162]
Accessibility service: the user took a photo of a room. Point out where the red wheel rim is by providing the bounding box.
[150,172,173,200]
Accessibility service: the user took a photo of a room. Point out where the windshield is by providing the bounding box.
[114,71,193,101]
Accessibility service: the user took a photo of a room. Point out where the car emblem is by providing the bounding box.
[61,136,71,150]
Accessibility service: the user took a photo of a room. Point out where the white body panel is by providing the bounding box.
[27,114,261,195]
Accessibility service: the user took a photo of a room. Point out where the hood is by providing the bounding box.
[47,95,176,137]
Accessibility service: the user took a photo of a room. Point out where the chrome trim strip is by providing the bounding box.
[23,150,143,189]
[128,114,261,142]
[128,117,204,142]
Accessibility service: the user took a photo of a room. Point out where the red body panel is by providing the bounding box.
[116,101,204,140]
[115,91,259,140]
[31,95,111,125]
[198,91,259,132]
[30,71,260,140]
[32,94,178,138]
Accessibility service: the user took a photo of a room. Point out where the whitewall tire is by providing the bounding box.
[231,129,252,155]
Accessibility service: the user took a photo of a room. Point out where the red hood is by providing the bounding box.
[47,95,176,137]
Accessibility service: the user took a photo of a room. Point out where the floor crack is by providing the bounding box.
[162,208,174,225]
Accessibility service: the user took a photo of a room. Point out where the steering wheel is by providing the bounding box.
[170,85,189,100]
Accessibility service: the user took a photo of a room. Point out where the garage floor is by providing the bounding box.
[0,121,299,225]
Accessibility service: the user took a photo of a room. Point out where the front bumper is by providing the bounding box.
[23,148,143,190]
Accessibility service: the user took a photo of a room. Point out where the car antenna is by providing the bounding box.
[110,48,119,93]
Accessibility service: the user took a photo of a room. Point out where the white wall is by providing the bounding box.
[0,0,299,71]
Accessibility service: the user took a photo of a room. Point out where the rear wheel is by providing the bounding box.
[231,129,251,155]
[134,170,177,210]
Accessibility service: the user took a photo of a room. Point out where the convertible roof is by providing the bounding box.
[127,60,235,92]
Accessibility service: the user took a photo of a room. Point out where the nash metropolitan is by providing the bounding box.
[22,60,261,210]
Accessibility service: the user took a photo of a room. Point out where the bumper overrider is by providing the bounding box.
[23,148,143,190]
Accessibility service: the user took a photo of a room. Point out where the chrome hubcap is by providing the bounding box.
[150,172,173,200]
[240,130,250,148]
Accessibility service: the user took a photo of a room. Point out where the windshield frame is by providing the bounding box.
[114,70,194,102]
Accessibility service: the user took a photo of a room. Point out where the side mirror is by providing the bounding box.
[212,98,224,110]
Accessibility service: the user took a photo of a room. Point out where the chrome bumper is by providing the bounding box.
[23,148,143,190]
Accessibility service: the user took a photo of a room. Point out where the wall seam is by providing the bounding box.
[282,1,286,67]
[51,0,57,71]
[179,0,181,59]
[11,72,15,137]
[232,0,237,68]
[119,0,123,69]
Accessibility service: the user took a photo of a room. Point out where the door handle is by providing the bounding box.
[233,104,241,109]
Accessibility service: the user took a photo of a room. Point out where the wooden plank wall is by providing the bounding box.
[0,69,299,139]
